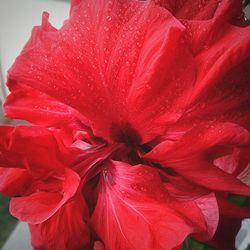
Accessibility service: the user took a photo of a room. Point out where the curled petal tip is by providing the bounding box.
[41,11,57,31]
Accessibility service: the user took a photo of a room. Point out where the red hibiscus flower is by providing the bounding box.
[1,0,250,249]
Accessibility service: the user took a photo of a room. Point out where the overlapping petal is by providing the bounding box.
[10,168,80,224]
[146,122,250,195]
[5,84,74,126]
[0,125,69,177]
[156,0,243,22]
[29,194,90,250]
[91,161,218,250]
[0,126,81,224]
[0,168,30,196]
[6,0,196,143]
[1,0,250,249]
[152,0,250,137]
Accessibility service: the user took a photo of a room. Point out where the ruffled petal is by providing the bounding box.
[4,83,79,127]
[146,123,250,195]
[6,0,195,143]
[91,161,218,250]
[0,126,25,169]
[0,125,70,178]
[150,2,250,136]
[161,172,219,241]
[157,0,244,22]
[10,168,80,224]
[0,167,30,196]
[188,25,250,103]
[29,194,90,250]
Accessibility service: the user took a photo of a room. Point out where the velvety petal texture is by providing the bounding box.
[10,168,80,224]
[157,0,244,22]
[6,0,196,143]
[91,161,218,250]
[0,168,30,196]
[1,0,250,249]
[0,126,80,224]
[5,84,75,126]
[29,195,90,250]
[146,123,250,195]
[0,126,69,176]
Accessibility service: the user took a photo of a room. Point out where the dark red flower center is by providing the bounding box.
[110,121,141,148]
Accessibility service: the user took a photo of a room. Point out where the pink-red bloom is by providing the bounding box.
[1,0,250,249]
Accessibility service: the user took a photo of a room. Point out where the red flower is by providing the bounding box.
[1,0,250,249]
[0,126,89,249]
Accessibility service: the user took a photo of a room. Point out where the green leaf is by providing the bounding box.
[182,238,190,250]
[244,0,250,7]
[0,194,18,248]
[228,194,250,207]
[182,237,216,250]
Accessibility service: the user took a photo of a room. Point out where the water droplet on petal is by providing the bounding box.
[106,16,112,21]
[140,185,147,192]
[104,26,109,31]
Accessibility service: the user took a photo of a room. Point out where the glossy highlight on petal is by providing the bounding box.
[10,163,80,224]
[91,161,219,250]
[146,123,250,195]
[30,194,90,250]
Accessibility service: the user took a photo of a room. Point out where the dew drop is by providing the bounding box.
[136,42,142,48]
[104,26,109,31]
[140,186,147,192]
[106,16,112,21]
[125,61,130,66]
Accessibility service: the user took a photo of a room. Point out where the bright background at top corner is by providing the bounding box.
[0,0,70,85]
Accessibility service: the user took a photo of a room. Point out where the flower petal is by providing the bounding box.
[0,125,70,178]
[94,241,106,250]
[4,83,78,127]
[10,192,62,223]
[91,161,218,250]
[154,2,250,136]
[146,123,250,195]
[7,0,195,143]
[162,173,219,241]
[193,193,219,241]
[0,167,30,196]
[10,168,80,224]
[158,0,243,22]
[29,194,90,250]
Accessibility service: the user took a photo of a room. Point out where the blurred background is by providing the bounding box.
[0,0,250,249]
